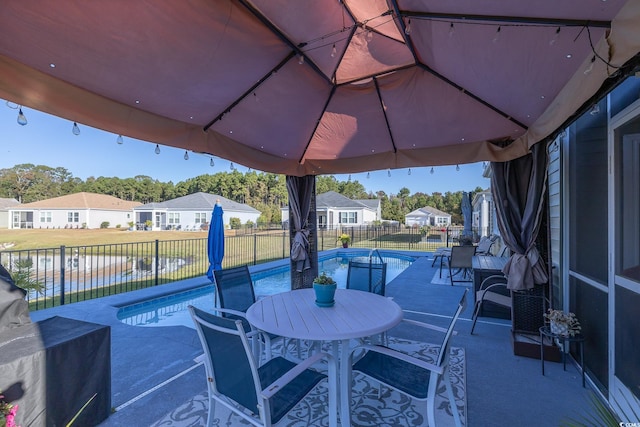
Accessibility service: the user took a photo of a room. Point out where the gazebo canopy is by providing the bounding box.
[1,0,639,175]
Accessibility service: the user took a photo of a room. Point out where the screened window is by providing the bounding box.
[68,212,79,223]
[615,116,640,282]
[568,102,608,284]
[195,212,207,224]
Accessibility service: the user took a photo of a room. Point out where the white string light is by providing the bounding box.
[184,150,189,160]
[72,122,80,135]
[492,26,501,43]
[210,158,215,167]
[116,135,124,145]
[17,107,27,126]
[430,167,435,174]
[549,27,560,45]
[155,144,161,154]
[584,55,596,75]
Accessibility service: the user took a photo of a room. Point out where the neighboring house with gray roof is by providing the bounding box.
[8,192,141,229]
[281,191,381,229]
[134,192,260,231]
[405,206,452,227]
[0,197,20,229]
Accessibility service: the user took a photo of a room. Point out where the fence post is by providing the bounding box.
[282,232,286,259]
[446,226,450,247]
[253,234,257,265]
[60,245,66,306]
[154,239,159,287]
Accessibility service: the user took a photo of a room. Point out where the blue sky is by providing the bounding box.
[0,100,490,195]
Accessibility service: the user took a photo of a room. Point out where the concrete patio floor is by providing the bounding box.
[30,251,597,426]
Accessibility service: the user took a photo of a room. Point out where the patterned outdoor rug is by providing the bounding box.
[151,337,466,427]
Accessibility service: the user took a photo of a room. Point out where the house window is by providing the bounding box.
[436,217,448,225]
[40,211,52,223]
[68,212,79,223]
[339,212,357,224]
[195,212,207,224]
[168,213,180,224]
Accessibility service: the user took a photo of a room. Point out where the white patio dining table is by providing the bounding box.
[246,288,403,427]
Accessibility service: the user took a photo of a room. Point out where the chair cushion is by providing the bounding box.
[353,350,432,399]
[258,356,326,423]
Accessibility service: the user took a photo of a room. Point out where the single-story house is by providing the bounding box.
[134,192,260,231]
[8,192,140,229]
[405,206,451,227]
[471,190,498,238]
[0,198,20,229]
[281,191,381,229]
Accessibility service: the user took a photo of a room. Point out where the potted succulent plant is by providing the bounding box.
[544,308,582,337]
[313,272,337,307]
[338,233,351,248]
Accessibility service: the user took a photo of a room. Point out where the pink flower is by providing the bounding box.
[6,404,20,427]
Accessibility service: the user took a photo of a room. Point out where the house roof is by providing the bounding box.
[0,198,20,209]
[134,192,260,214]
[15,192,141,210]
[315,191,377,211]
[355,199,380,210]
[406,206,451,218]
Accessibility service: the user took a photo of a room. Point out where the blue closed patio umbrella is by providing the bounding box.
[206,201,224,282]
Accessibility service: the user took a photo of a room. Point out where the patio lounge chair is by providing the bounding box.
[348,288,468,427]
[188,306,337,427]
[470,274,511,334]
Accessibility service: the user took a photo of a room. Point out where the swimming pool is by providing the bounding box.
[116,252,415,328]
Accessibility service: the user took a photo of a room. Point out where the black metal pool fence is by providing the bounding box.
[0,225,470,310]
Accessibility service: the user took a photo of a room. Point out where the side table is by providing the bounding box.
[539,326,585,387]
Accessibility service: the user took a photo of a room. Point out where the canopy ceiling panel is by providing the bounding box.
[0,0,638,176]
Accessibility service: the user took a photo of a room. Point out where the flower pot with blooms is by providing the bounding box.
[313,272,337,307]
[1,391,19,427]
[544,309,582,337]
[338,233,351,248]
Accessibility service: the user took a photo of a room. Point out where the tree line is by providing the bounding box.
[0,164,484,225]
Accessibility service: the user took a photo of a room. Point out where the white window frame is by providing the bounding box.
[168,212,180,225]
[40,211,52,223]
[339,211,357,224]
[68,211,79,223]
[195,212,208,224]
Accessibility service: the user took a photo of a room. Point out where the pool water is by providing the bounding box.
[117,252,414,328]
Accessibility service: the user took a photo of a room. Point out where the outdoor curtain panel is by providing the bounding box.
[491,143,549,290]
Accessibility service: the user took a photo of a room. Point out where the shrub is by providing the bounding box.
[100,221,110,229]
[229,217,241,229]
